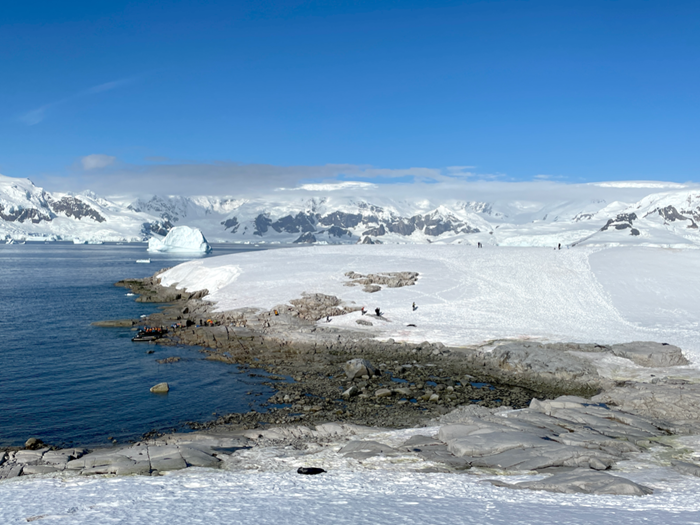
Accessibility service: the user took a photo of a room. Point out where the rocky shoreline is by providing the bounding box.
[4,271,700,496]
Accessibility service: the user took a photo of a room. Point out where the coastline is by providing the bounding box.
[4,266,700,497]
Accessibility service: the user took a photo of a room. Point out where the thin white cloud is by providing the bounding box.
[591,181,688,189]
[293,181,377,191]
[18,77,134,126]
[18,106,50,126]
[64,161,502,198]
[82,79,132,95]
[81,154,116,170]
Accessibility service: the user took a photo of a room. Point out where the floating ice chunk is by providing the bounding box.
[148,226,212,254]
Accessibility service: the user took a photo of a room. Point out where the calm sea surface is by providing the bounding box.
[0,242,282,447]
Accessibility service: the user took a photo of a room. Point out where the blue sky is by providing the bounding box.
[2,0,699,194]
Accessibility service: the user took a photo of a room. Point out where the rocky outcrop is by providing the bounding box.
[457,341,690,398]
[344,271,419,292]
[0,434,249,478]
[487,469,653,496]
[591,381,700,431]
[609,341,689,367]
[48,196,105,222]
[271,212,316,234]
[287,293,360,321]
[601,212,640,235]
[221,217,240,233]
[293,232,317,244]
[0,204,51,223]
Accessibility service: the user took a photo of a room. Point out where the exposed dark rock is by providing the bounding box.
[318,211,362,228]
[362,224,386,237]
[271,212,316,234]
[221,217,240,233]
[657,205,689,223]
[0,204,51,223]
[145,220,172,237]
[293,232,317,244]
[253,214,272,236]
[601,212,638,232]
[386,219,416,236]
[326,226,351,238]
[49,196,105,222]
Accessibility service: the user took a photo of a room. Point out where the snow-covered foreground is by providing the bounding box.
[3,450,700,524]
[160,244,700,367]
[5,244,700,523]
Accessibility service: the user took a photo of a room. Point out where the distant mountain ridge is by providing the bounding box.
[1,174,699,248]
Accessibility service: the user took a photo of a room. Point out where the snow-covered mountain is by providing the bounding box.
[2,173,700,248]
[0,175,169,242]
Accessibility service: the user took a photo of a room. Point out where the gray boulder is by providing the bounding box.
[24,437,44,450]
[374,388,392,398]
[150,382,170,393]
[343,358,377,380]
[610,341,689,367]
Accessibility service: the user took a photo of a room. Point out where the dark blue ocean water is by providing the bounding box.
[0,242,281,447]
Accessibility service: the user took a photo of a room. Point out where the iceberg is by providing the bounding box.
[147,226,212,254]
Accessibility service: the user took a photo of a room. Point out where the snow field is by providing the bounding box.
[159,244,700,366]
[3,457,700,524]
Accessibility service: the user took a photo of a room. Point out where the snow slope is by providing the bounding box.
[159,244,700,366]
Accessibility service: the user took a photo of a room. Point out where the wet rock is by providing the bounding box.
[156,356,181,364]
[150,382,170,393]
